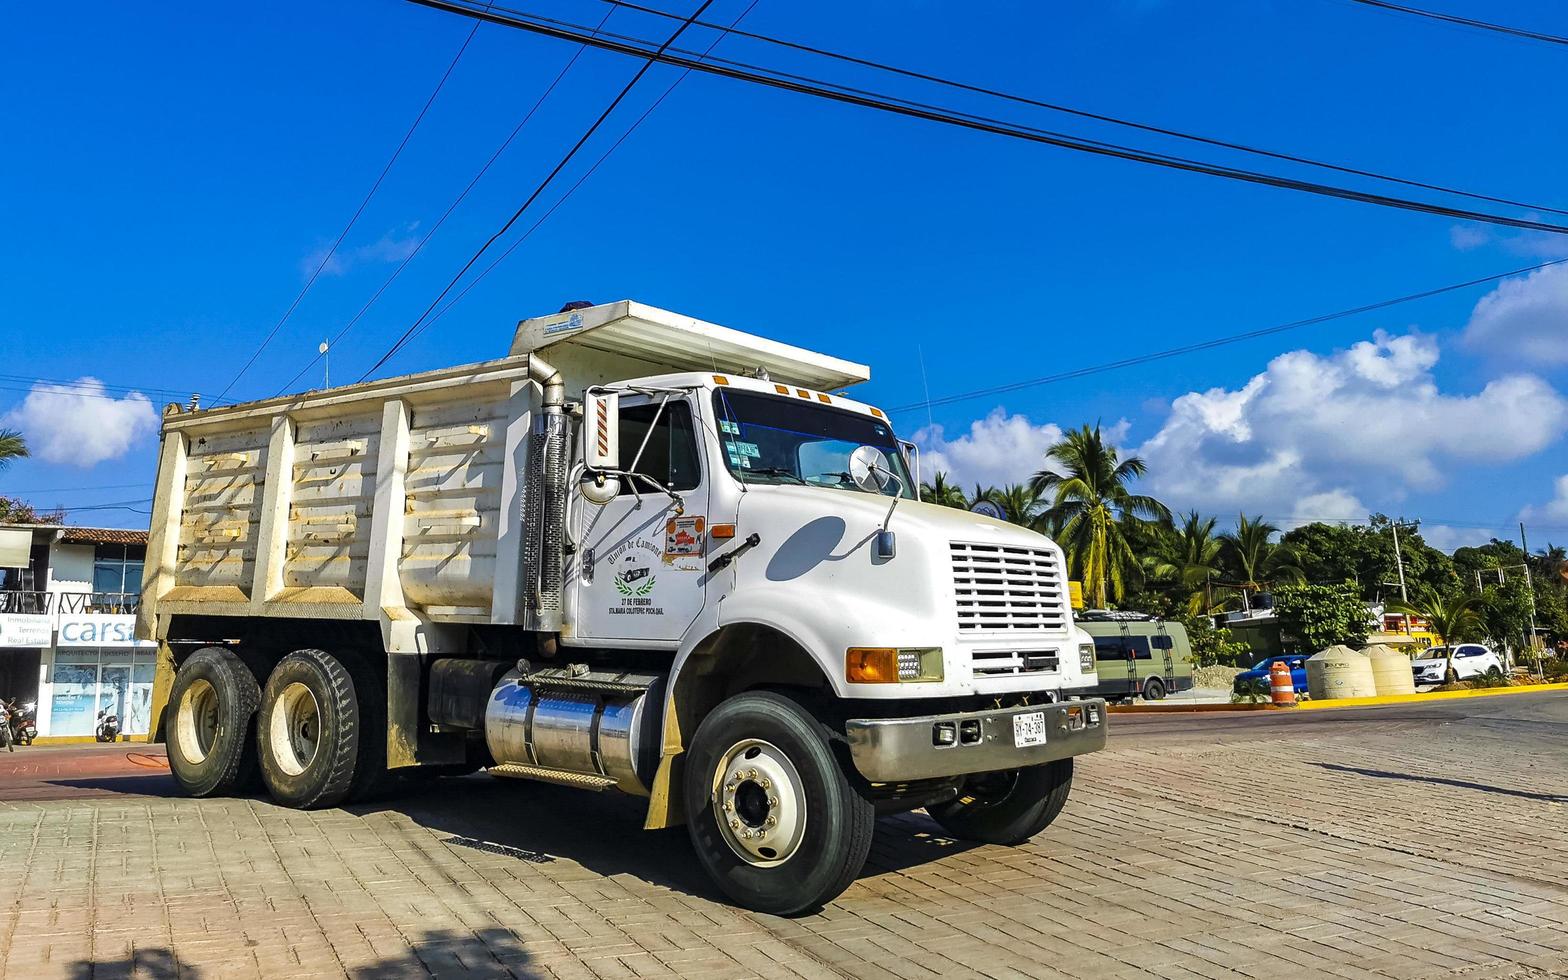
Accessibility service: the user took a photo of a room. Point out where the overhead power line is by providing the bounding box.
[1346,0,1568,46]
[583,0,1568,218]
[889,255,1568,414]
[360,0,719,381]
[214,10,488,402]
[378,0,764,353]
[405,0,1568,237]
[274,4,620,397]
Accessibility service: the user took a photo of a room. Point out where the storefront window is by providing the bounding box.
[46,649,156,737]
[50,655,100,737]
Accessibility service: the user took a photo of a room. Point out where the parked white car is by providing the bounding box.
[1411,644,1504,685]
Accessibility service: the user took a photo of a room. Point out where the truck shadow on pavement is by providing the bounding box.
[64,927,536,978]
[40,767,983,906]
[1313,762,1568,803]
[355,774,982,902]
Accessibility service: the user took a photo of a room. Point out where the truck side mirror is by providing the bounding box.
[582,389,620,472]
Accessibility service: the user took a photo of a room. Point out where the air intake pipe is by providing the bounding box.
[521,351,569,632]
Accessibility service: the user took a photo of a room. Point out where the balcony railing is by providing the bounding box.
[0,590,141,617]
[0,591,52,615]
[56,591,141,614]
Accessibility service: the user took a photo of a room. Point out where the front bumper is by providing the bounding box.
[844,699,1108,783]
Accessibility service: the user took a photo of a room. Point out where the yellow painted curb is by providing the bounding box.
[1294,682,1568,711]
[1107,702,1271,714]
[1106,682,1568,714]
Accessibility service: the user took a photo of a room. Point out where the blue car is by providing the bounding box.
[1232,655,1308,696]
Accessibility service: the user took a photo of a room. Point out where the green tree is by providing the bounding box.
[0,429,25,471]
[1033,424,1170,608]
[0,497,61,525]
[1181,612,1252,667]
[1221,515,1304,610]
[1145,511,1227,615]
[1273,583,1371,650]
[1390,586,1487,681]
[921,471,968,509]
[981,483,1044,528]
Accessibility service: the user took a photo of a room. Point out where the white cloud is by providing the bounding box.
[1136,329,1568,518]
[303,224,420,278]
[1520,473,1568,523]
[1419,524,1501,552]
[1449,225,1490,251]
[1461,262,1568,365]
[1292,489,1366,525]
[913,408,1062,490]
[3,378,159,467]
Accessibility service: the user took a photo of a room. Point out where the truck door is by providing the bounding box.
[572,394,711,644]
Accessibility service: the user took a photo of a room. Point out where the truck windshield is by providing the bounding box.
[711,389,915,498]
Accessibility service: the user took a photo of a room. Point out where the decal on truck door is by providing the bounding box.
[665,516,705,557]
[607,539,664,616]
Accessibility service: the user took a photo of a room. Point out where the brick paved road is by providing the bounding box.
[0,694,1564,979]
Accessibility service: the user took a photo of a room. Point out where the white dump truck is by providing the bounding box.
[140,300,1106,914]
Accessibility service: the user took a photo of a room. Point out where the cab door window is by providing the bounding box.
[617,401,701,494]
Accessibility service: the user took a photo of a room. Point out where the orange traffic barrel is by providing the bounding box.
[1270,660,1297,706]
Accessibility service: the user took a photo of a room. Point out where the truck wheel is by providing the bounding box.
[257,649,362,809]
[1143,677,1167,701]
[166,647,261,797]
[927,758,1073,845]
[683,691,875,916]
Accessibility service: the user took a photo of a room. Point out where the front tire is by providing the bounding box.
[166,647,261,797]
[257,649,363,809]
[1143,677,1167,701]
[928,758,1074,845]
[683,691,875,916]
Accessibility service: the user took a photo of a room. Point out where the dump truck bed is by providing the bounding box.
[139,300,870,645]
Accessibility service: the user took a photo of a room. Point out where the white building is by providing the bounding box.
[0,523,154,739]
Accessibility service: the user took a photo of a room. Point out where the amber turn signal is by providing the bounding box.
[710,523,737,539]
[846,648,900,684]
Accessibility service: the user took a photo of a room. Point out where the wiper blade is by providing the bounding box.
[747,467,807,485]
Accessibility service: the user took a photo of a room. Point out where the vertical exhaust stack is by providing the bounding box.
[521,352,569,632]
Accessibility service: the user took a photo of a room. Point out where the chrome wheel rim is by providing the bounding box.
[711,738,807,867]
[176,679,220,764]
[270,682,321,777]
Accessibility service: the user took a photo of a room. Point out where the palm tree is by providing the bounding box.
[1033,424,1170,608]
[0,429,25,471]
[1219,514,1304,611]
[983,483,1044,528]
[1391,587,1487,682]
[921,471,968,509]
[1147,511,1227,615]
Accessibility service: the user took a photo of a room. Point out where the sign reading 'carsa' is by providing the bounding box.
[56,614,154,648]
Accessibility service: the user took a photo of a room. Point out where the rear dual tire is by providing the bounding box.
[167,646,389,809]
[257,649,366,809]
[167,647,262,798]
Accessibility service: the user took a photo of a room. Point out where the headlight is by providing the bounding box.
[1078,643,1096,673]
[846,647,944,683]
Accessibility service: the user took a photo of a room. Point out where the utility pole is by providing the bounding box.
[1521,522,1542,678]
[1390,519,1418,637]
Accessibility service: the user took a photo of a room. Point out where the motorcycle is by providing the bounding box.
[95,709,121,743]
[11,701,37,746]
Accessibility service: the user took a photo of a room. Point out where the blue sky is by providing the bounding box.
[4,0,1568,548]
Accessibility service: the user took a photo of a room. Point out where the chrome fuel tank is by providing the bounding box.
[484,668,665,795]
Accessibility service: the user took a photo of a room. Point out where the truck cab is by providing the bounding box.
[145,300,1106,916]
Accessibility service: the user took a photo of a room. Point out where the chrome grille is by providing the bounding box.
[951,541,1068,632]
[970,650,1060,677]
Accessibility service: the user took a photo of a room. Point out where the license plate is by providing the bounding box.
[1013,710,1047,748]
